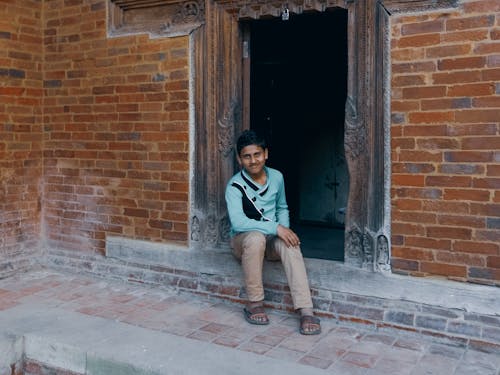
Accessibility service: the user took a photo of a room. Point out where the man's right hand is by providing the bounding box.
[277,225,301,248]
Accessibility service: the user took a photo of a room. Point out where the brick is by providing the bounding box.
[426,226,472,240]
[484,218,500,231]
[392,222,426,236]
[464,0,500,13]
[487,256,500,268]
[422,98,472,110]
[469,267,500,281]
[437,213,485,228]
[391,247,434,261]
[393,61,436,74]
[392,174,425,187]
[435,251,485,267]
[404,125,447,137]
[405,236,451,250]
[402,86,446,99]
[442,29,489,43]
[473,96,500,108]
[398,33,440,48]
[401,20,443,35]
[465,313,500,327]
[438,57,485,71]
[486,54,500,67]
[444,151,493,162]
[393,163,435,174]
[421,261,467,277]
[416,138,460,150]
[399,150,443,162]
[408,111,454,124]
[475,42,500,55]
[463,137,500,150]
[487,165,500,176]
[421,306,461,319]
[483,327,500,343]
[453,241,498,255]
[392,137,414,149]
[384,311,415,326]
[473,178,500,189]
[470,203,500,217]
[447,123,497,136]
[448,83,494,97]
[439,164,484,175]
[392,75,426,87]
[456,109,499,123]
[425,176,471,188]
[446,15,495,31]
[432,71,481,84]
[468,340,500,354]
[393,198,423,211]
[476,229,500,243]
[394,209,437,224]
[426,44,470,58]
[123,208,149,218]
[394,187,442,200]
[443,189,490,202]
[415,315,447,331]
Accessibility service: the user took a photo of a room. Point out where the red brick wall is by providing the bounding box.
[0,0,43,260]
[2,0,498,285]
[391,0,500,285]
[42,0,190,254]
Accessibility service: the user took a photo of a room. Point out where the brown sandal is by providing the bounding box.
[300,315,321,335]
[243,305,269,325]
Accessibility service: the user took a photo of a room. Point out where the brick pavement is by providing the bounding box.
[0,270,499,374]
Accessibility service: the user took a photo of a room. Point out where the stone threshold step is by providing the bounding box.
[0,305,329,375]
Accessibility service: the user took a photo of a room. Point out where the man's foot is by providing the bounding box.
[299,315,321,335]
[243,304,269,325]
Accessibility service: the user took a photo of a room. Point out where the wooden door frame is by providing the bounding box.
[190,0,458,271]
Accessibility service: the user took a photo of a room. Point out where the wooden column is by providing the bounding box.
[191,0,243,249]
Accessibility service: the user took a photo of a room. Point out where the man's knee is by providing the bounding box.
[274,238,302,256]
[242,231,266,250]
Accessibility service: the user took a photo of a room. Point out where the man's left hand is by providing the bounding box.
[277,225,301,248]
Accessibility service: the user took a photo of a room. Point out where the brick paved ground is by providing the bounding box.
[0,270,499,374]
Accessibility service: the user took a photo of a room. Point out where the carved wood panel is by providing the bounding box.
[109,0,205,37]
[190,1,243,249]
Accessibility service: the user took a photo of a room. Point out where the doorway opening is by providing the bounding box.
[245,9,348,261]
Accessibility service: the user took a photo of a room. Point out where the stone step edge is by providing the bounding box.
[0,327,329,375]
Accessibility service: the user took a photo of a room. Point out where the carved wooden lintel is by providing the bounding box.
[215,0,343,20]
[108,0,205,37]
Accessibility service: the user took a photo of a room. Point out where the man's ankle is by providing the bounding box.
[248,301,264,309]
[300,307,314,316]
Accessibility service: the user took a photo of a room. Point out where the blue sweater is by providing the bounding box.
[225,167,290,236]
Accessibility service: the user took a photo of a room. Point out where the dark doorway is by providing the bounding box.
[246,9,348,261]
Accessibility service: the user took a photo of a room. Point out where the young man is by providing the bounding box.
[225,130,321,335]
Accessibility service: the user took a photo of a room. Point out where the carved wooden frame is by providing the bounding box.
[191,0,389,270]
[190,0,459,270]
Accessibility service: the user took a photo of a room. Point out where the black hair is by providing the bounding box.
[236,129,267,155]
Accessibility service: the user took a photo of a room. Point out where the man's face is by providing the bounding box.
[237,144,268,178]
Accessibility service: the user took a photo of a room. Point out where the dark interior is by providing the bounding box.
[246,9,348,261]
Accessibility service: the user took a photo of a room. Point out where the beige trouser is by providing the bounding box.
[231,231,313,310]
